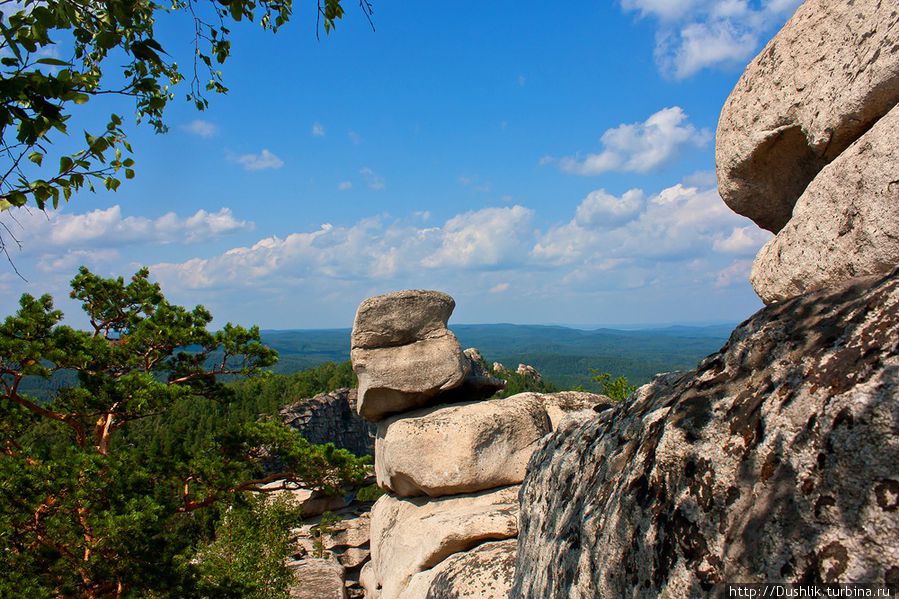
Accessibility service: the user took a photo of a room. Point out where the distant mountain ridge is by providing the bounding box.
[260,323,733,390]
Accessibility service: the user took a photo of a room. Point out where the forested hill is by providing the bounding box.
[261,323,732,389]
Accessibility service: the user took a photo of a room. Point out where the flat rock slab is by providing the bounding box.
[751,104,899,303]
[366,486,520,598]
[375,396,551,497]
[289,558,346,599]
[404,539,518,599]
[351,290,455,350]
[716,0,899,232]
[512,270,899,598]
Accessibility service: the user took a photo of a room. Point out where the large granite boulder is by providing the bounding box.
[366,486,519,598]
[716,0,899,233]
[510,391,614,429]
[403,539,517,599]
[512,270,899,598]
[375,396,551,497]
[751,104,899,303]
[281,388,375,457]
[351,290,456,349]
[288,558,346,599]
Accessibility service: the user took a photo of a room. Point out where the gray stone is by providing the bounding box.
[751,104,899,303]
[352,331,471,422]
[510,391,613,429]
[404,539,517,599]
[351,290,455,350]
[288,558,346,599]
[281,388,375,457]
[375,396,551,497]
[512,270,899,598]
[367,486,520,598]
[716,0,899,232]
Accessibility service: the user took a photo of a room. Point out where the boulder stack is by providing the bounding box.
[350,290,609,598]
[716,0,899,303]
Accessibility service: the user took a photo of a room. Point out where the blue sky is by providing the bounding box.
[1,0,803,329]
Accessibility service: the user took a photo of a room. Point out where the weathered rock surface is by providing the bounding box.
[281,388,375,457]
[258,481,349,519]
[375,397,551,497]
[366,486,519,598]
[716,0,899,232]
[403,539,517,599]
[512,270,899,598]
[351,290,456,350]
[751,104,899,303]
[288,558,346,598]
[511,391,613,429]
[352,331,470,422]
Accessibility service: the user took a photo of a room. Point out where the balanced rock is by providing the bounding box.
[375,396,551,497]
[751,104,899,303]
[716,0,899,233]
[351,290,471,422]
[403,539,517,599]
[366,486,520,598]
[512,270,899,598]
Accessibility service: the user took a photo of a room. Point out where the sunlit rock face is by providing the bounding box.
[512,269,899,598]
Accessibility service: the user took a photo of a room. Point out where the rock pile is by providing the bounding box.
[281,388,375,458]
[350,290,609,598]
[716,0,899,303]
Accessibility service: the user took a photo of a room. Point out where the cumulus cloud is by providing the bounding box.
[622,0,803,78]
[555,107,711,175]
[183,119,218,138]
[232,149,284,171]
[715,259,753,287]
[11,205,253,248]
[152,206,536,291]
[533,181,767,268]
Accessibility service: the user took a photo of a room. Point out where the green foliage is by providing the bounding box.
[490,364,558,398]
[309,511,341,559]
[590,370,638,402]
[193,495,303,599]
[354,483,384,502]
[0,267,368,596]
[0,0,372,258]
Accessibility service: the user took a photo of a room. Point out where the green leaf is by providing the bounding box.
[59,156,74,173]
[28,151,43,166]
[36,57,71,66]
[0,198,12,211]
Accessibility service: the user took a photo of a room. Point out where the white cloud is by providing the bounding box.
[337,181,353,191]
[37,249,119,274]
[715,259,753,287]
[183,119,218,138]
[575,189,645,227]
[490,282,510,293]
[11,205,253,248]
[555,107,711,175]
[422,206,534,269]
[232,149,284,171]
[360,167,385,191]
[713,226,772,254]
[622,0,804,78]
[311,122,325,137]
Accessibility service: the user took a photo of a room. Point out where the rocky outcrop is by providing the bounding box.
[288,559,346,599]
[281,388,375,458]
[366,486,519,598]
[351,291,504,421]
[716,0,899,234]
[374,396,551,497]
[291,503,374,598]
[403,539,518,599]
[750,104,899,303]
[516,390,613,429]
[512,269,899,598]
